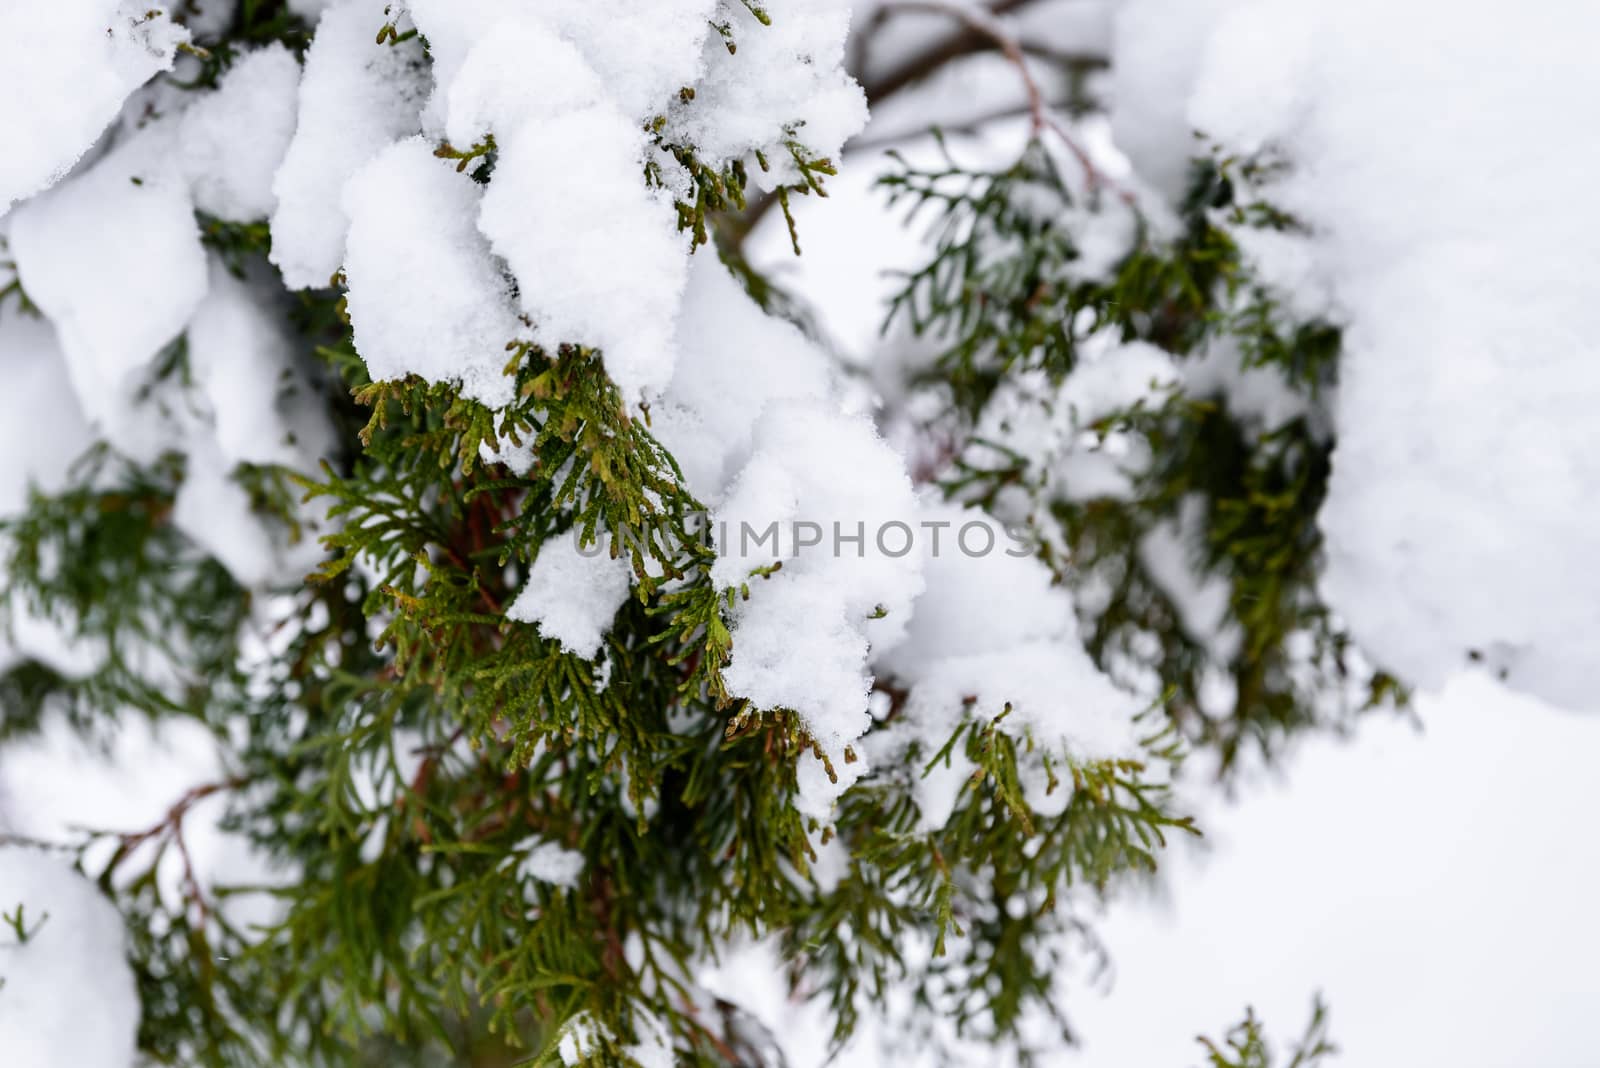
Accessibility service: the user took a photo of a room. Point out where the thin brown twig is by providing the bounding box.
[0,831,77,852]
[730,0,1117,250]
[876,0,1112,194]
[880,0,1052,132]
[859,0,1066,106]
[170,818,209,926]
[678,996,744,1063]
[107,777,246,926]
[112,779,239,853]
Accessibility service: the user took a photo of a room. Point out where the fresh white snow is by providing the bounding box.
[0,4,187,215]
[0,849,141,1067]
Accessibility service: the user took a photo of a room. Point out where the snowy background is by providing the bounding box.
[1072,672,1600,1068]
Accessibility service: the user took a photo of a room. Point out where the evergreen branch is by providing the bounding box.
[1198,997,1338,1068]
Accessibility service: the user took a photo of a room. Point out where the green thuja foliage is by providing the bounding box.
[883,137,1403,770]
[0,446,246,736]
[0,9,1376,1068]
[1198,998,1337,1068]
[881,137,1101,418]
[796,710,1190,1056]
[0,302,1191,1064]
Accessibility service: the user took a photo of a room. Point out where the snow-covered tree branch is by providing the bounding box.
[0,1,1592,1065]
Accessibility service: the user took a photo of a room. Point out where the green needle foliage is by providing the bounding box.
[882,137,1403,771]
[0,6,1384,1068]
[1197,998,1337,1068]
[0,446,246,738]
